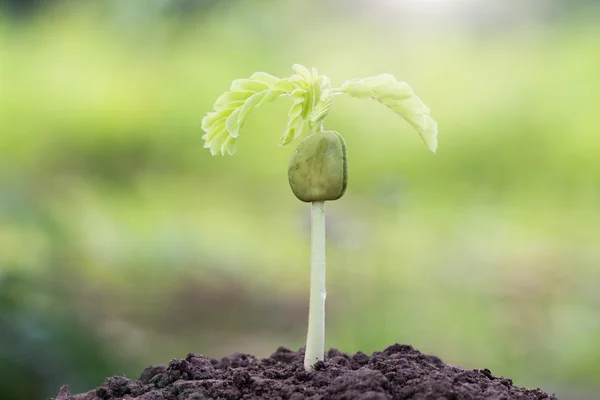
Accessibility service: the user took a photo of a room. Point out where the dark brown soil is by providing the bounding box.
[53,344,557,400]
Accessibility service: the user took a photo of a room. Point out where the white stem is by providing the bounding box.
[304,201,326,372]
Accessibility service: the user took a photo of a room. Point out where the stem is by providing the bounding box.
[304,201,327,372]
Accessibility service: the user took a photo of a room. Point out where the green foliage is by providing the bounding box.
[340,74,438,153]
[201,65,437,155]
[201,71,286,155]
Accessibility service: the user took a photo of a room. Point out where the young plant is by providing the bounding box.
[201,64,437,372]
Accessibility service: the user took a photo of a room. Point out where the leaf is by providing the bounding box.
[339,80,373,98]
[202,109,233,131]
[341,74,438,153]
[290,74,310,90]
[301,85,315,119]
[309,88,333,129]
[249,72,280,86]
[214,91,254,109]
[280,92,306,146]
[202,64,351,155]
[272,78,297,93]
[202,71,293,155]
[280,115,304,146]
[372,82,414,101]
[362,74,397,87]
[292,64,312,80]
[255,89,284,107]
[225,107,243,138]
[217,100,246,111]
[221,135,237,156]
[203,126,226,149]
[237,91,268,125]
[202,119,227,144]
[310,75,333,127]
[230,79,270,93]
[209,128,229,155]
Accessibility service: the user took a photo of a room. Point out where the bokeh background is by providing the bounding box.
[1,0,599,399]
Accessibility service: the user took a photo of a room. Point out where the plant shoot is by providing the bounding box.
[201,64,437,372]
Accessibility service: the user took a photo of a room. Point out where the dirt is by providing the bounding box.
[53,343,557,400]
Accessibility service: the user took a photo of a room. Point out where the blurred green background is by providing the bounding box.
[1,0,599,399]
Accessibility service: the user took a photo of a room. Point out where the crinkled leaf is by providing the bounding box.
[291,88,306,100]
[339,80,372,98]
[280,94,306,146]
[255,89,284,107]
[372,82,414,101]
[272,78,297,92]
[221,135,237,156]
[203,65,436,156]
[289,101,304,116]
[214,91,254,109]
[209,128,229,155]
[225,107,243,138]
[292,64,312,80]
[309,88,333,128]
[290,74,310,90]
[362,74,397,87]
[405,114,438,152]
[230,79,270,93]
[203,118,226,139]
[280,116,304,146]
[237,91,268,125]
[203,125,226,148]
[202,124,225,143]
[202,109,233,131]
[302,80,321,119]
[216,100,245,111]
[341,74,438,153]
[250,72,280,86]
[202,71,296,155]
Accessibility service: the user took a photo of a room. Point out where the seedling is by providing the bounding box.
[201,64,437,372]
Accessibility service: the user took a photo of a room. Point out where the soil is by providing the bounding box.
[53,343,557,400]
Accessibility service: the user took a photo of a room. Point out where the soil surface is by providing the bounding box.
[53,344,557,400]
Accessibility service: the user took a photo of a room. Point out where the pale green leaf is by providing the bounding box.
[202,71,293,155]
[201,109,233,131]
[362,74,396,88]
[216,100,245,111]
[280,93,306,146]
[309,88,333,128]
[280,116,303,146]
[203,119,227,147]
[230,79,270,93]
[214,90,254,109]
[290,101,304,116]
[272,78,297,93]
[291,88,306,99]
[209,130,228,155]
[225,107,242,138]
[255,89,284,107]
[203,125,226,148]
[372,82,414,101]
[292,64,312,80]
[221,135,237,156]
[339,80,372,98]
[237,91,268,125]
[302,81,320,119]
[341,74,438,153]
[249,72,279,86]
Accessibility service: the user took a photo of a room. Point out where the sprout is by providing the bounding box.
[201,64,438,372]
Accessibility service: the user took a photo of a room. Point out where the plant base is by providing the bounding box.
[54,343,556,400]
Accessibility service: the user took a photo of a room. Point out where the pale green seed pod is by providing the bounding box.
[288,131,348,202]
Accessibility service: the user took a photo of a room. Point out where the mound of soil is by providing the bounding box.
[54,344,556,400]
